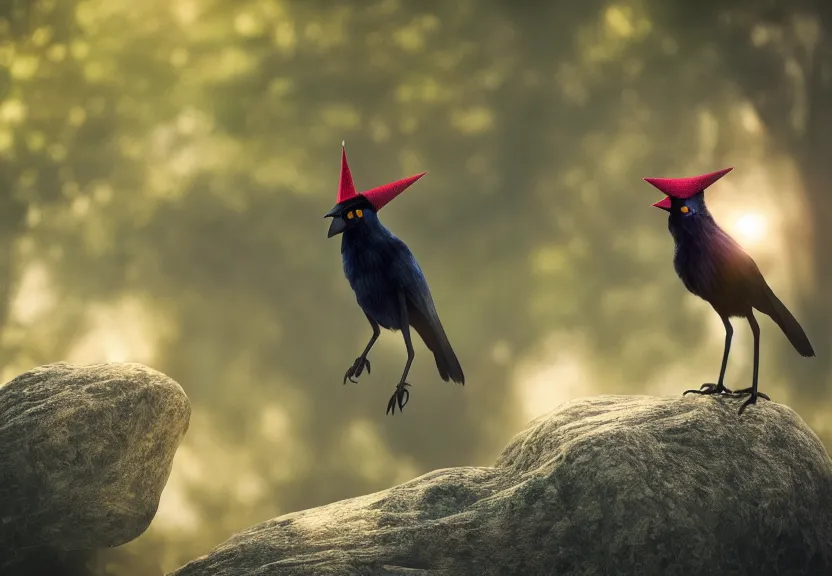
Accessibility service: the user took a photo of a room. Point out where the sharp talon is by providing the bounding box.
[738,397,755,415]
[343,357,370,385]
[729,388,770,402]
[386,382,411,415]
[684,383,731,397]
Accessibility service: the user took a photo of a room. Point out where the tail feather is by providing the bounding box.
[408,304,465,384]
[755,286,815,357]
[433,332,465,384]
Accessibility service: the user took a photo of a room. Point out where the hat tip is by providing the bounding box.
[341,140,345,148]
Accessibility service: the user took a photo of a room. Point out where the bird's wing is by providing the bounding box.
[711,229,768,296]
[713,232,814,356]
[392,241,465,384]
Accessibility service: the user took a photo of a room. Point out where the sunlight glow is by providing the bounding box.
[339,419,419,485]
[67,297,161,364]
[11,262,55,324]
[513,334,591,422]
[733,212,768,246]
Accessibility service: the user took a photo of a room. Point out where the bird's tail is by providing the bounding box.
[756,285,815,357]
[433,332,465,385]
[409,304,465,385]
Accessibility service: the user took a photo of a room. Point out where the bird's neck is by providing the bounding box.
[341,217,393,255]
[669,211,720,246]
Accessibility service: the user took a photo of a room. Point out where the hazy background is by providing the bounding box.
[0,0,829,573]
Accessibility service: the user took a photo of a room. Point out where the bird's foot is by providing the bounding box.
[386,381,411,415]
[683,382,733,396]
[728,387,770,415]
[343,356,371,385]
[728,387,770,401]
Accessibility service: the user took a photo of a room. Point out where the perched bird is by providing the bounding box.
[645,167,814,414]
[324,143,464,414]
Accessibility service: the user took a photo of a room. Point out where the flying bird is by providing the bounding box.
[324,143,464,415]
[645,167,814,414]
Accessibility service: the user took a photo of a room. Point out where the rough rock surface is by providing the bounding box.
[172,395,832,576]
[0,362,190,566]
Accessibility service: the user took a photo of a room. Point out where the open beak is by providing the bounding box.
[652,197,672,211]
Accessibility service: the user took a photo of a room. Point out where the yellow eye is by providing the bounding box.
[680,205,690,214]
[346,211,354,219]
[355,209,363,218]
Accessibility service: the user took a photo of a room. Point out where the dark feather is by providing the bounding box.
[396,242,464,384]
[397,249,465,384]
[408,303,465,383]
[753,284,815,357]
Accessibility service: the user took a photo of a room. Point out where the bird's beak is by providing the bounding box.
[324,204,347,237]
[326,215,347,238]
[652,197,672,211]
[323,204,341,218]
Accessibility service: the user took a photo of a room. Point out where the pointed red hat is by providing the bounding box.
[644,167,733,209]
[336,144,357,204]
[336,143,426,211]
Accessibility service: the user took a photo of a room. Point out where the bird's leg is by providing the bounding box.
[731,311,770,414]
[387,292,414,415]
[344,313,380,385]
[684,315,734,396]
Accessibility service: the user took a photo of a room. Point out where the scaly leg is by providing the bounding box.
[387,292,414,415]
[731,311,770,414]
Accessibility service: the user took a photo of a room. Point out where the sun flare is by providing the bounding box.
[733,213,768,245]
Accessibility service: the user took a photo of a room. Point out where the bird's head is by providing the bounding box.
[324,142,426,238]
[644,167,733,220]
[324,195,376,238]
[653,192,708,221]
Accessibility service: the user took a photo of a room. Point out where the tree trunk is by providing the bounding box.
[794,12,832,392]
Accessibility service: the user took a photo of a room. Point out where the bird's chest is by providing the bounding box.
[669,217,756,317]
[673,241,723,300]
[341,243,402,329]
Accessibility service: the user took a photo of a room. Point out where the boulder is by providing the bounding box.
[171,395,832,576]
[0,362,190,569]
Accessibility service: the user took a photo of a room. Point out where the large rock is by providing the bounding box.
[171,395,832,576]
[0,362,190,567]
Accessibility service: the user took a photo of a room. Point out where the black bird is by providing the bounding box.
[325,143,464,414]
[645,167,815,414]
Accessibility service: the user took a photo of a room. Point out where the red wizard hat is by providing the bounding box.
[336,143,426,211]
[644,167,733,210]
